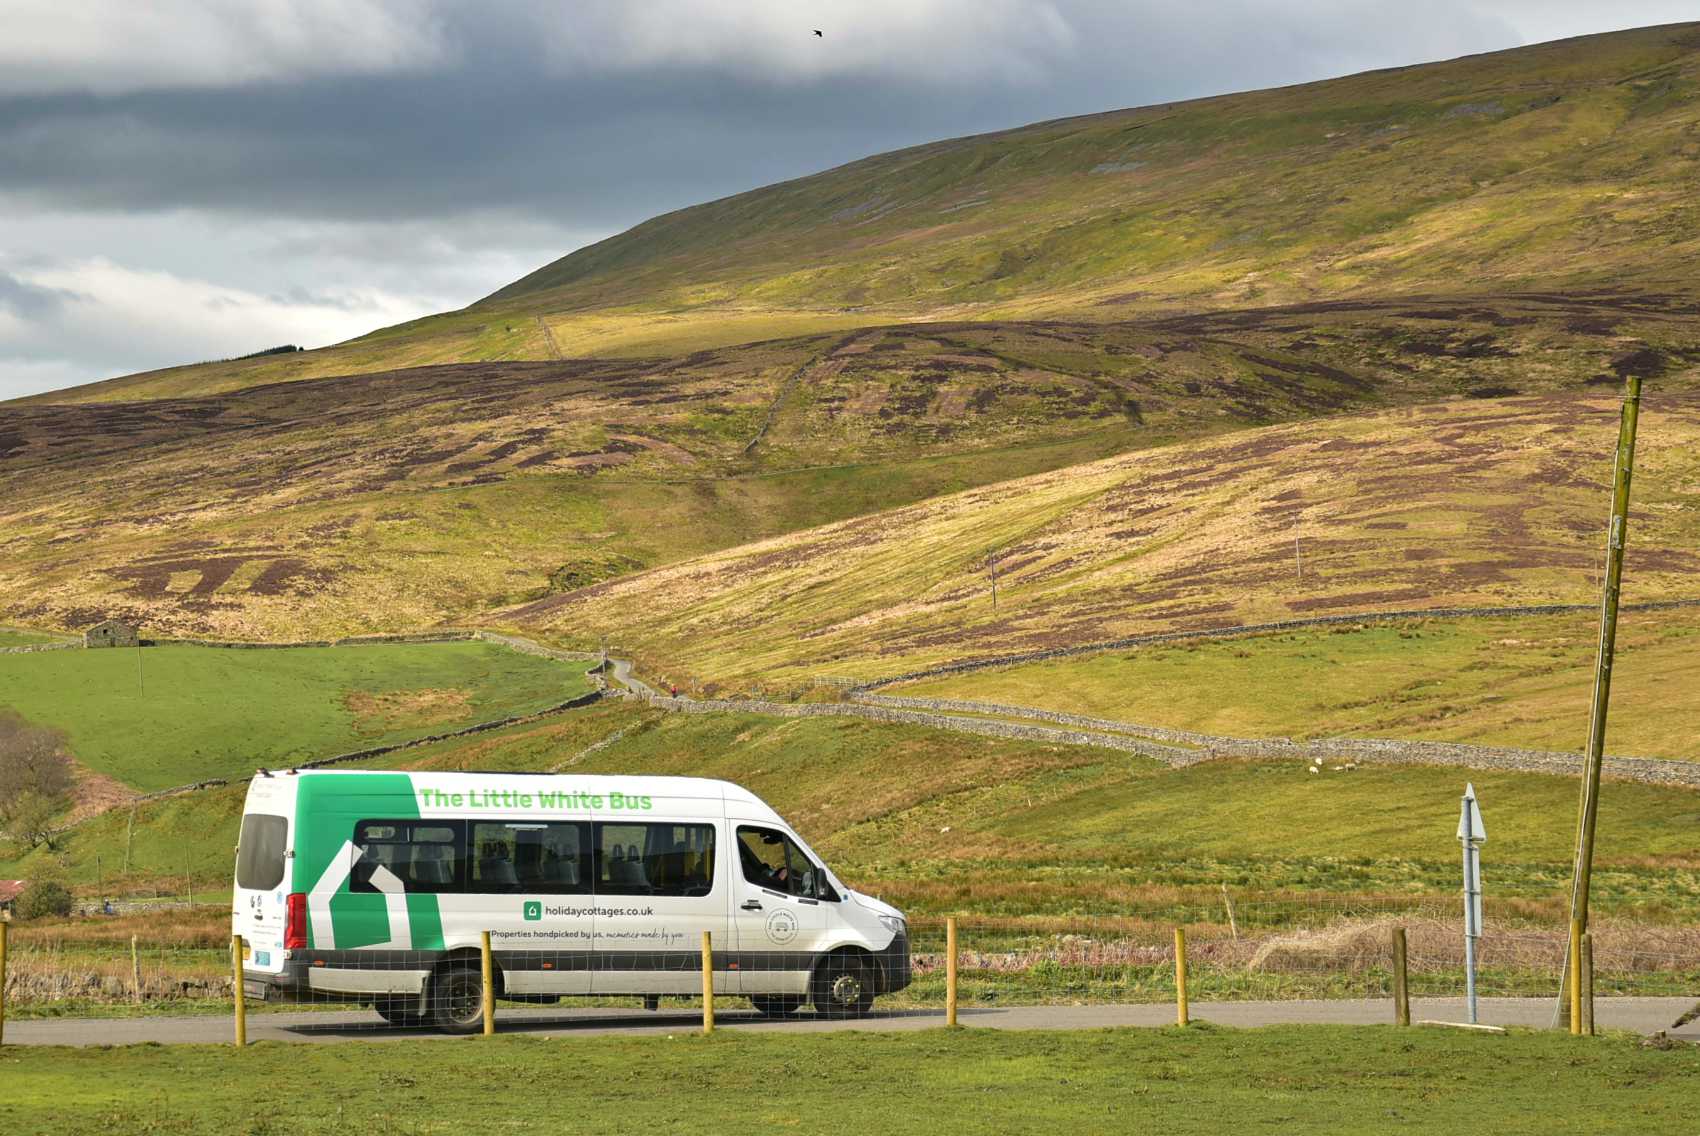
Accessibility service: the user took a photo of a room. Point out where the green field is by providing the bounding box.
[895,610,1700,760]
[0,628,69,648]
[0,642,593,792]
[1,1028,1696,1134]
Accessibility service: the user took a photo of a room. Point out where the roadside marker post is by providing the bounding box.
[130,933,141,1003]
[1391,926,1410,1027]
[231,935,247,1048]
[946,916,958,1028]
[1457,783,1486,1025]
[701,931,715,1035]
[1174,927,1189,1026]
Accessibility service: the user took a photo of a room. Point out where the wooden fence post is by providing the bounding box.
[1392,926,1410,1027]
[131,933,141,1004]
[701,931,715,1035]
[1568,918,1583,1036]
[946,917,959,1028]
[1580,932,1595,1037]
[1174,927,1189,1027]
[481,931,495,1037]
[0,919,9,1048]
[231,935,246,1048]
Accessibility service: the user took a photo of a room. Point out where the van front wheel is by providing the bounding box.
[812,956,874,1018]
[430,967,487,1034]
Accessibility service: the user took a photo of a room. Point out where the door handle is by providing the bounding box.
[741,900,763,911]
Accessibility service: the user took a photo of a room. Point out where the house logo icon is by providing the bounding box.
[523,901,542,921]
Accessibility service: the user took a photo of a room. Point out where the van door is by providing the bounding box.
[729,824,829,997]
[589,818,730,996]
[233,810,291,977]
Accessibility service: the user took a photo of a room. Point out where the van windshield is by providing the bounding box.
[236,814,288,891]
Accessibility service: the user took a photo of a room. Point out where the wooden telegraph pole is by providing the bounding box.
[1564,373,1643,1028]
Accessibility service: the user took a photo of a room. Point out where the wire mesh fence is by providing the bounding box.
[4,893,1699,1039]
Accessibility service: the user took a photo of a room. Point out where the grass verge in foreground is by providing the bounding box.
[1,1027,1696,1134]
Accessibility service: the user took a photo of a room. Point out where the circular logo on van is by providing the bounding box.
[765,909,798,945]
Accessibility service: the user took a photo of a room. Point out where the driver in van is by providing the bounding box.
[739,840,791,892]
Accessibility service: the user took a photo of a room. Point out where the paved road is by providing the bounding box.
[605,656,658,699]
[8,997,1697,1046]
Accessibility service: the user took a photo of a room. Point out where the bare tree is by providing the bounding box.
[0,711,74,848]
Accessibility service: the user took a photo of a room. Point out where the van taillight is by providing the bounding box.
[284,893,307,949]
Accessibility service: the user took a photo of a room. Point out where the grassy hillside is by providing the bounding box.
[894,609,1700,759]
[0,642,593,792]
[24,22,1700,403]
[508,390,1700,687]
[9,299,1684,639]
[13,704,1700,920]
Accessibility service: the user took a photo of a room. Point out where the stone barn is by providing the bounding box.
[0,879,24,916]
[84,619,138,648]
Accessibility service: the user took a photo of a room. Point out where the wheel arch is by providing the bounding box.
[431,946,505,996]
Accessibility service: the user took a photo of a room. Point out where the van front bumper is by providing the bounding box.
[872,932,912,994]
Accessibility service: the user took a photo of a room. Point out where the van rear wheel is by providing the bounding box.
[430,967,487,1034]
[751,994,806,1018]
[812,956,874,1018]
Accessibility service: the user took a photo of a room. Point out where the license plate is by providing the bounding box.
[243,980,269,1001]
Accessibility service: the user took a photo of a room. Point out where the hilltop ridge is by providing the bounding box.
[23,20,1700,404]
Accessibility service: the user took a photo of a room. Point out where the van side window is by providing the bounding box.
[595,823,716,897]
[736,826,833,900]
[472,821,590,895]
[352,820,463,894]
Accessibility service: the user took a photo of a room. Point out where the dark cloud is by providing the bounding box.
[0,3,1533,230]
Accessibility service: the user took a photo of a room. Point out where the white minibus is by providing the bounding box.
[232,769,911,1031]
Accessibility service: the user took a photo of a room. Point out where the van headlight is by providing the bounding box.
[877,914,907,937]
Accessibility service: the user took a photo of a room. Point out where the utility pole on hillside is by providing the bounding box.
[1562,373,1643,1030]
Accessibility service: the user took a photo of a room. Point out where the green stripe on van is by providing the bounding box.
[294,773,441,950]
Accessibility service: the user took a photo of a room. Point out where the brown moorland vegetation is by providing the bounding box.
[508,389,1700,686]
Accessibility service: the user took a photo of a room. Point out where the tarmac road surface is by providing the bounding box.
[7,996,1698,1046]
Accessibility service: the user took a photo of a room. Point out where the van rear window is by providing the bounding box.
[236,814,288,890]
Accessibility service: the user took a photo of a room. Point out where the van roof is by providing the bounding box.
[281,769,773,812]
[291,769,738,789]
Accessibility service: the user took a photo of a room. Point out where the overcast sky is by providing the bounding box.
[1,1,1693,400]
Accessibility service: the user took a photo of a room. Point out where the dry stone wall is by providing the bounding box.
[617,689,1192,762]
[853,693,1700,788]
